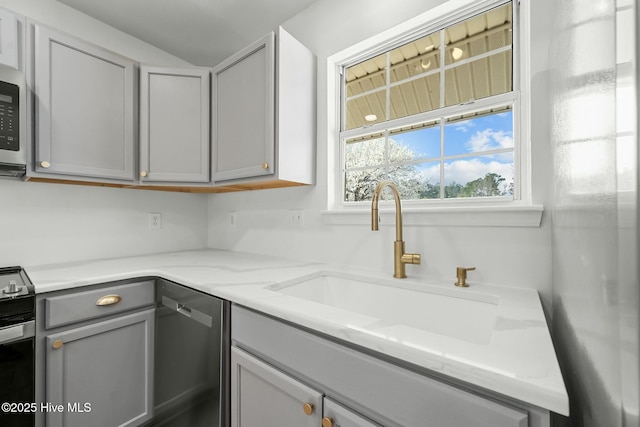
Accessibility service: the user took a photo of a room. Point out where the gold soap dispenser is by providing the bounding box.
[455,267,476,287]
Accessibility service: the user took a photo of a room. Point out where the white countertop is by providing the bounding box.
[25,249,569,416]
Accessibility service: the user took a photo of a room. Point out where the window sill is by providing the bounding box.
[321,204,544,227]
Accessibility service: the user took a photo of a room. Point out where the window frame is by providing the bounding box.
[325,0,541,227]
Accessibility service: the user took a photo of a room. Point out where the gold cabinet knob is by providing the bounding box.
[322,417,334,427]
[52,340,63,350]
[140,171,148,177]
[40,161,51,168]
[261,162,269,170]
[302,402,314,416]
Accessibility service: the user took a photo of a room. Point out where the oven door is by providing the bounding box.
[0,321,35,427]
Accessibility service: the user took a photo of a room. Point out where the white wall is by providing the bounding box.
[0,0,207,267]
[549,0,639,425]
[1,179,209,266]
[207,0,557,309]
[0,0,192,67]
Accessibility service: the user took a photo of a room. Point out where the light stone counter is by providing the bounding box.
[26,249,569,416]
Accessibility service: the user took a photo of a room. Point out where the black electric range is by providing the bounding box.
[0,266,35,427]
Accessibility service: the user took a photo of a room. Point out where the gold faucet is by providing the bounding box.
[371,181,421,278]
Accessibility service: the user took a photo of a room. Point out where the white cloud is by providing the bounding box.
[445,158,514,186]
[420,159,514,187]
[453,120,474,132]
[467,129,513,152]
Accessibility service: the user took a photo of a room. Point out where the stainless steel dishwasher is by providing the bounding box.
[149,279,230,427]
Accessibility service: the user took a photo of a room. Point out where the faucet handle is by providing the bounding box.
[455,267,476,287]
[401,253,421,265]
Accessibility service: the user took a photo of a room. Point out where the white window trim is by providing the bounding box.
[324,0,543,227]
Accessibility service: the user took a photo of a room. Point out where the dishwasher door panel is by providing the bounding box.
[152,279,229,427]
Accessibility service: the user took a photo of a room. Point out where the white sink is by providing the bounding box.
[268,271,499,345]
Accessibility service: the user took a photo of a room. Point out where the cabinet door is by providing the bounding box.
[140,65,210,183]
[45,309,154,427]
[212,32,275,182]
[323,398,381,427]
[0,8,18,70]
[33,24,136,180]
[231,346,321,427]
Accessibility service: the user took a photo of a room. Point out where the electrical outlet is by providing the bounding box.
[289,209,304,227]
[148,212,162,230]
[229,211,237,228]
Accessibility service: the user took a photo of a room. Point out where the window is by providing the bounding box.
[340,1,520,204]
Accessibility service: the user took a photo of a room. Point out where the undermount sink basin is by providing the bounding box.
[267,271,500,345]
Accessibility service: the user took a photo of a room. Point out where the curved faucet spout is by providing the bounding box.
[371,181,403,241]
[370,181,421,278]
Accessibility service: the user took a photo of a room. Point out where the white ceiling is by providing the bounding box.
[57,0,319,66]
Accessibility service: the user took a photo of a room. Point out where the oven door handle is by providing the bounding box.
[0,320,35,344]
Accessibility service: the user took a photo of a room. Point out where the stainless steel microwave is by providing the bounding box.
[0,65,25,177]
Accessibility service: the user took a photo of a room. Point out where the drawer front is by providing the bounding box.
[45,280,155,329]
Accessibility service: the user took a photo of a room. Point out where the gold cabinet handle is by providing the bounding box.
[96,294,122,306]
[52,340,63,350]
[302,402,314,416]
[322,417,334,427]
[40,161,51,168]
[261,162,269,170]
[140,171,148,177]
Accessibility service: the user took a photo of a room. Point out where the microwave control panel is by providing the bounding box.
[0,81,19,152]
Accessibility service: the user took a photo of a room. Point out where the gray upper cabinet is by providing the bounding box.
[212,32,275,182]
[0,8,19,70]
[139,65,210,183]
[30,23,136,181]
[21,20,314,192]
[212,27,315,188]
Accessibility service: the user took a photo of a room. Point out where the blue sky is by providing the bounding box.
[392,109,515,188]
[393,110,513,159]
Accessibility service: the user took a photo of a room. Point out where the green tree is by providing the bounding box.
[459,173,506,197]
[445,182,463,198]
[419,182,440,199]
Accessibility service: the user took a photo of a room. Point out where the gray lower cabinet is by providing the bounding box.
[45,309,154,427]
[29,22,136,181]
[232,305,544,427]
[324,398,382,427]
[232,346,378,427]
[231,346,322,427]
[36,280,156,427]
